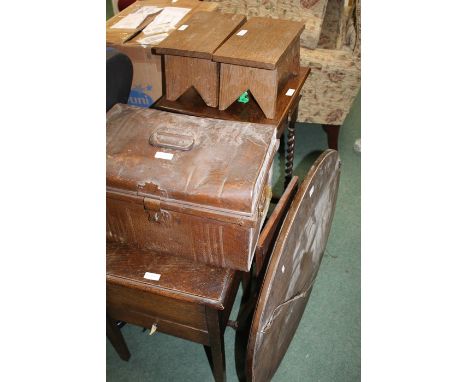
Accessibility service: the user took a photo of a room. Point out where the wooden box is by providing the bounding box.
[106,104,278,271]
[155,11,246,107]
[213,17,305,119]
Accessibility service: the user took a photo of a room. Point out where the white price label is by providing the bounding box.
[155,152,174,160]
[236,29,248,36]
[144,272,161,281]
[285,88,295,96]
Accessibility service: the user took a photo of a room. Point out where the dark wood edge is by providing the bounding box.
[245,150,339,381]
[153,50,213,60]
[274,67,309,126]
[254,176,299,277]
[153,66,310,126]
[277,94,302,138]
[106,272,236,310]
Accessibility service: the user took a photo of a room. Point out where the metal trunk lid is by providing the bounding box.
[106,104,278,217]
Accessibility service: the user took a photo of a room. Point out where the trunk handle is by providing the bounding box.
[149,129,194,151]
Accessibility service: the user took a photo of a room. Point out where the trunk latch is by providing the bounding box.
[143,197,163,222]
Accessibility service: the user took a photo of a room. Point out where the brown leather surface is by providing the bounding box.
[107,104,276,214]
[107,242,237,309]
[246,150,341,382]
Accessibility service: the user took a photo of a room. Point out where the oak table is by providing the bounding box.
[154,66,311,189]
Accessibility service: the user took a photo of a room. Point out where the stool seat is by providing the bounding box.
[107,242,237,310]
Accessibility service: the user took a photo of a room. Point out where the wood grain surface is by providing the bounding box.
[156,11,246,59]
[218,38,300,118]
[213,17,304,70]
[107,241,237,309]
[254,176,298,277]
[164,55,219,106]
[246,150,341,382]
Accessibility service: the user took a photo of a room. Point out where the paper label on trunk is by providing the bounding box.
[143,272,161,281]
[236,29,248,36]
[155,152,174,160]
[285,88,295,96]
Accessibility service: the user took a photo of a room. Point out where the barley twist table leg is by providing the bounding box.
[284,106,298,189]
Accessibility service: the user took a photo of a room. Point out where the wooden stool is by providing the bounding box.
[213,17,304,119]
[155,11,246,107]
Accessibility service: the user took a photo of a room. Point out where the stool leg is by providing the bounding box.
[322,124,341,150]
[204,308,226,382]
[106,315,130,361]
[284,106,298,189]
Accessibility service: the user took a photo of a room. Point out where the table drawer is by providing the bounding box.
[107,283,208,332]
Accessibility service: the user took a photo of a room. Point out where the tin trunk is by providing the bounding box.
[106,104,278,271]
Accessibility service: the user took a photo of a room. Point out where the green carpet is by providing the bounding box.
[106,94,361,381]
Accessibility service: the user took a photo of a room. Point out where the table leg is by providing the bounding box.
[204,308,226,382]
[322,124,341,151]
[284,106,298,189]
[106,315,130,361]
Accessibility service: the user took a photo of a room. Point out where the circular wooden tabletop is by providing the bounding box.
[246,149,341,382]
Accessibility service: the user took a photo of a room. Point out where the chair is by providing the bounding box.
[106,48,133,111]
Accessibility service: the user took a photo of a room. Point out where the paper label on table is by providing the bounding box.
[143,7,191,35]
[143,272,161,281]
[138,33,169,45]
[111,13,148,29]
[285,88,295,96]
[144,23,174,35]
[135,6,162,16]
[178,24,189,31]
[309,185,315,198]
[155,152,174,160]
[236,29,248,36]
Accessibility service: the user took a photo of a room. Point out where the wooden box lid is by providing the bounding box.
[106,104,277,216]
[155,11,246,59]
[106,242,236,310]
[213,17,305,70]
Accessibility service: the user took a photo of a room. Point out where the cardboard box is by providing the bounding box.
[106,0,218,107]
